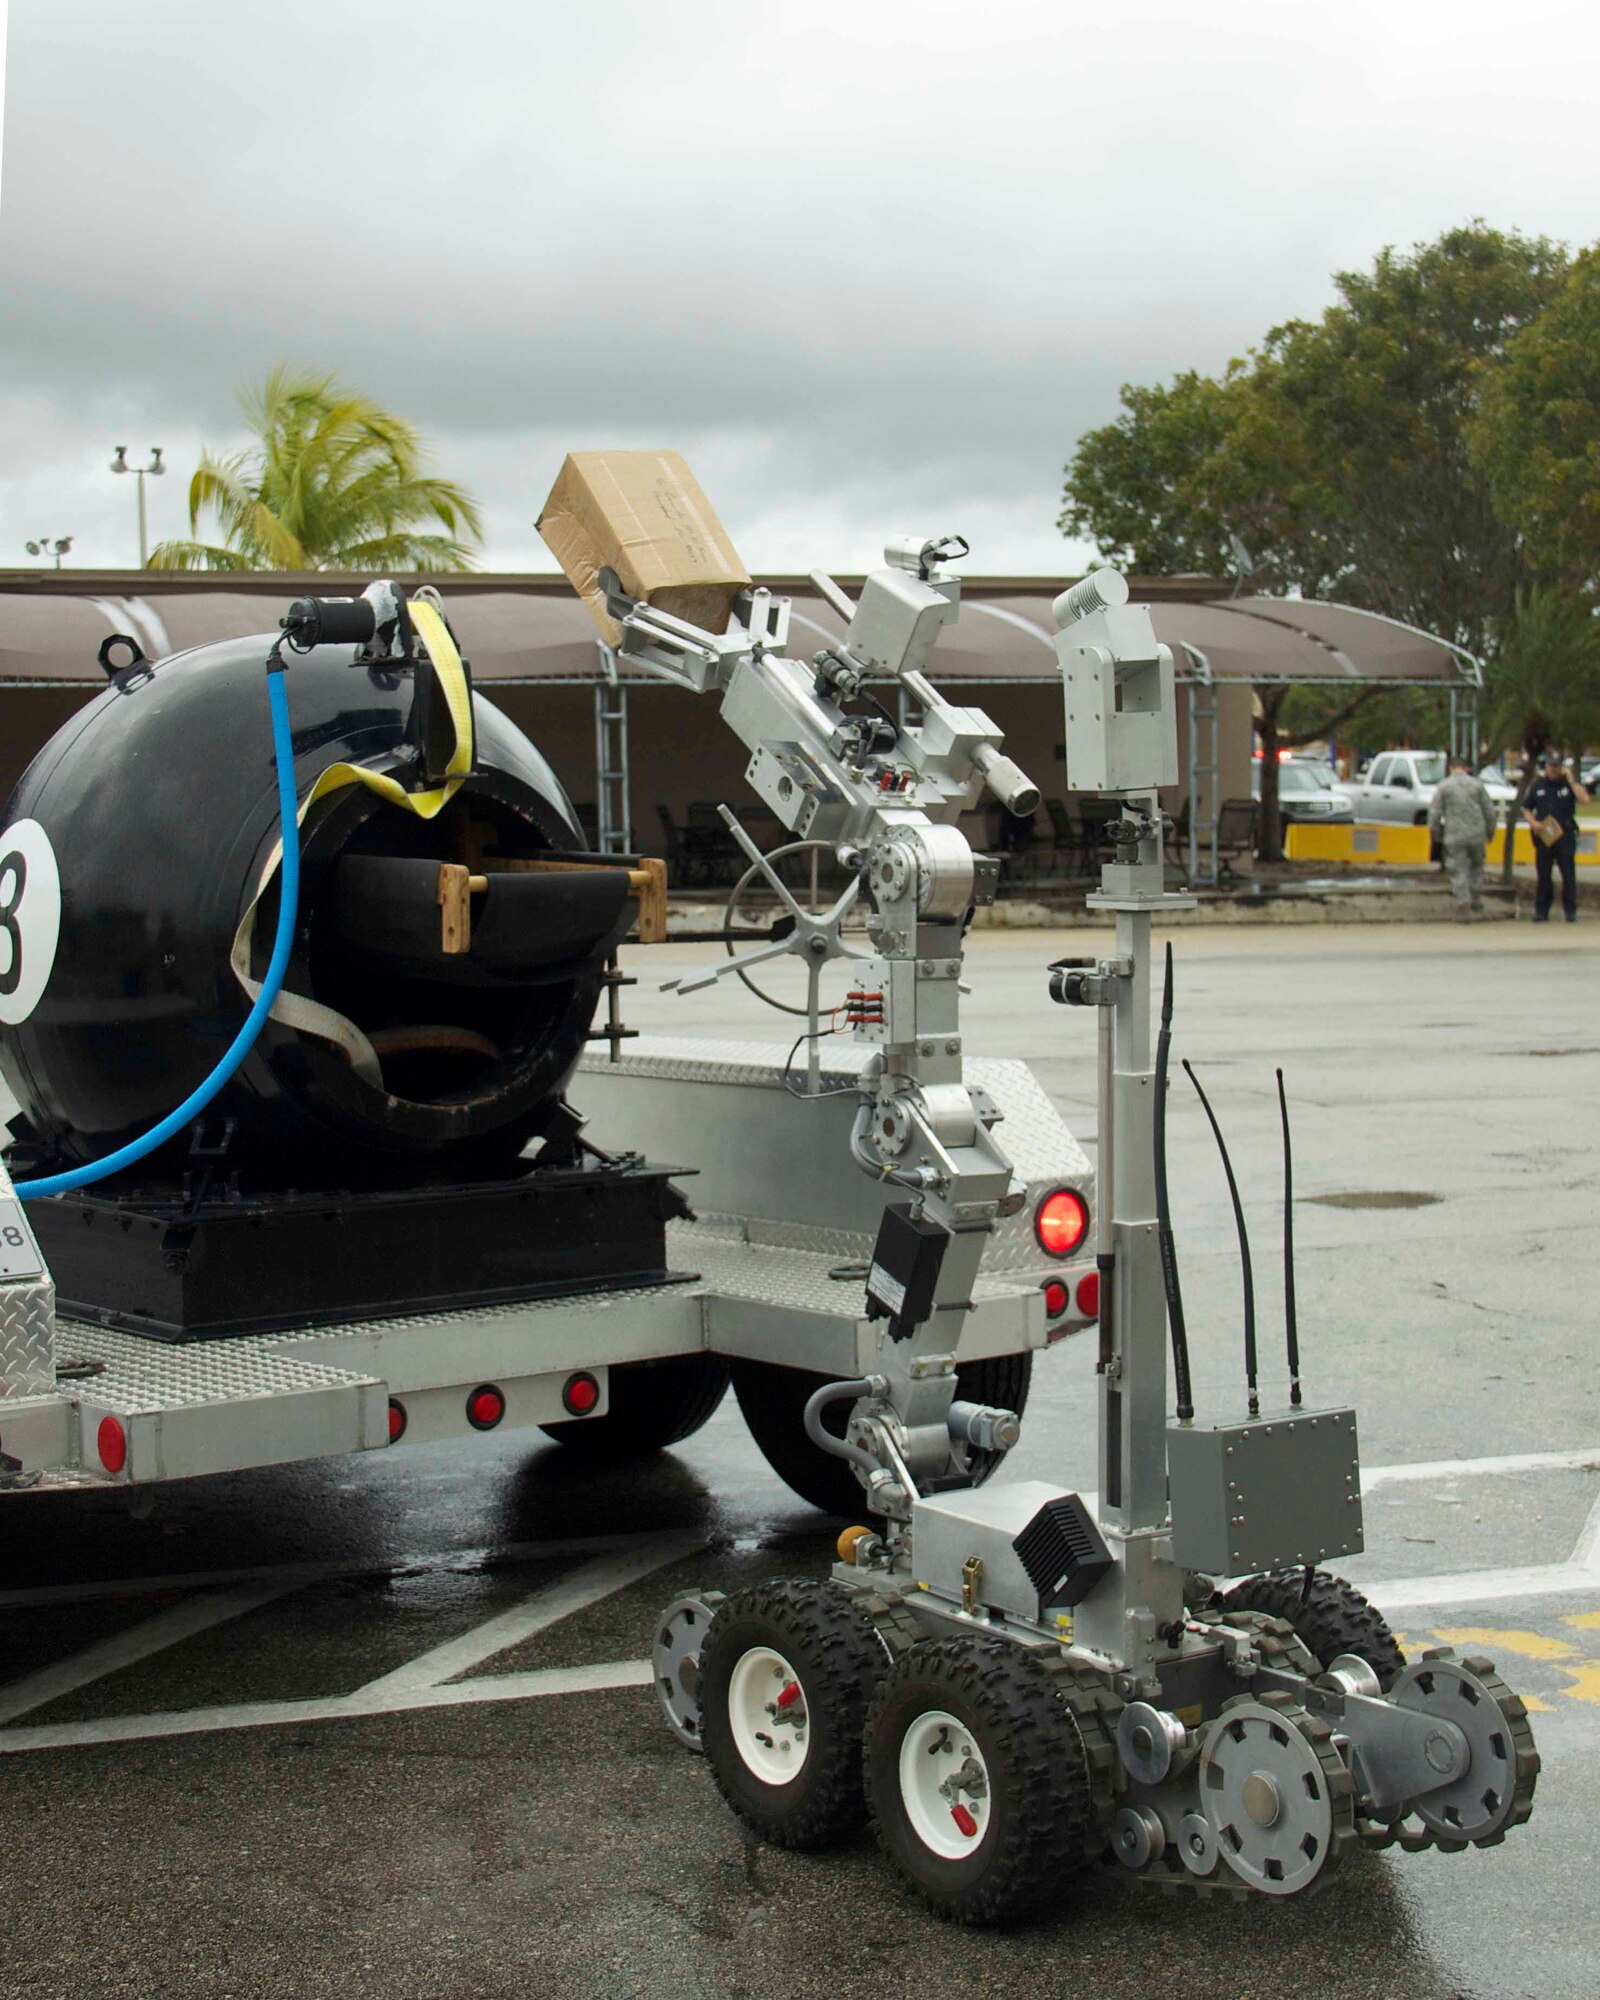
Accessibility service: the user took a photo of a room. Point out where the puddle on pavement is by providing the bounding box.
[1305,1190,1443,1210]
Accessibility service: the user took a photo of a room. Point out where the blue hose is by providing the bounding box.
[15,666,299,1202]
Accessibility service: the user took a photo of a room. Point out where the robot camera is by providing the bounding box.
[883,533,969,580]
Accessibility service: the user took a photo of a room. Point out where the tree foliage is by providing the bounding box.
[1063,224,1566,650]
[1469,248,1600,591]
[1061,224,1577,858]
[1056,370,1246,577]
[1481,585,1600,771]
[149,366,483,572]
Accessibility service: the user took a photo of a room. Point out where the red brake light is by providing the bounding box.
[97,1415,128,1474]
[562,1372,601,1417]
[387,1399,407,1443]
[466,1385,505,1431]
[1076,1270,1100,1320]
[1034,1188,1088,1258]
[1043,1279,1070,1319]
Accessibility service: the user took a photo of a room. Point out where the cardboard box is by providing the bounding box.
[537,451,750,646]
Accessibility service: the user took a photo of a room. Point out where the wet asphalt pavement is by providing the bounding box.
[2,920,1597,2000]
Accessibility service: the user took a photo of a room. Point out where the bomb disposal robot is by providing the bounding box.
[635,547,1538,1922]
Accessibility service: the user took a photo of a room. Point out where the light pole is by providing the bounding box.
[110,446,166,567]
[24,537,74,569]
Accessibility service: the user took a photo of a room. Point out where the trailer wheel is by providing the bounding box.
[698,1579,888,1848]
[539,1352,730,1458]
[866,1637,1094,1925]
[731,1353,1032,1515]
[1222,1570,1406,1689]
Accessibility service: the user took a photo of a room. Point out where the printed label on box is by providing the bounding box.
[867,1262,906,1315]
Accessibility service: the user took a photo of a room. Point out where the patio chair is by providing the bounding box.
[1215,797,1259,883]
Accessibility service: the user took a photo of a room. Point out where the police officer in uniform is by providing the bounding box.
[1428,756,1498,919]
[1522,752,1590,922]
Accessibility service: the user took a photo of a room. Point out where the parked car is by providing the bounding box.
[1346,749,1451,824]
[1476,765,1518,807]
[1252,761,1355,823]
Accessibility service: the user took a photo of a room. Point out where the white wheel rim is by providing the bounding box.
[898,1707,991,1859]
[726,1645,810,1786]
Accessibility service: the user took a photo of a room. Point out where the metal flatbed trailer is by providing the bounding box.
[0,1042,1094,1495]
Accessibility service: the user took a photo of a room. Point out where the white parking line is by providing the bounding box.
[358,1536,701,1696]
[1362,1447,1600,1491]
[0,1451,1596,1755]
[0,1578,300,1725]
[0,1659,655,1755]
[0,1532,697,1756]
[1365,1490,1600,1614]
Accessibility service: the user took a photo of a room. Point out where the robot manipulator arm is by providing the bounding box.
[600,567,790,695]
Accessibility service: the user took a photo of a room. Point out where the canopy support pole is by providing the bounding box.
[1449,685,1480,769]
[1183,654,1219,888]
[594,642,633,854]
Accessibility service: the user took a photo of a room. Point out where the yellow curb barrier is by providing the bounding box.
[1285,821,1600,866]
[1487,824,1600,866]
[1282,823,1355,862]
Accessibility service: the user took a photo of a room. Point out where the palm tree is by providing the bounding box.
[148,366,483,571]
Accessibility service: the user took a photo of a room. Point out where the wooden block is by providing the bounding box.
[632,856,669,944]
[478,852,671,944]
[437,862,472,954]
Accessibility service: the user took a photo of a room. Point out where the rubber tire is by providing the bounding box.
[699,1578,889,1848]
[538,1351,730,1458]
[1221,1569,1407,1689]
[866,1637,1093,1925]
[730,1352,1033,1516]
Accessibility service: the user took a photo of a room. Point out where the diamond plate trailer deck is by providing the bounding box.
[0,1041,1092,1495]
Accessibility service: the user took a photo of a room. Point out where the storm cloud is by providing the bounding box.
[3,0,1597,574]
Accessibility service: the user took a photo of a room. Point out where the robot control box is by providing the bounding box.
[1166,1408,1364,1575]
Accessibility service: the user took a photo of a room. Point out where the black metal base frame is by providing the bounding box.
[30,1159,692,1343]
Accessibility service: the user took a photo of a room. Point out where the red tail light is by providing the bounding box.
[1076,1271,1101,1320]
[562,1372,601,1417]
[1034,1188,1088,1258]
[1043,1279,1070,1318]
[97,1415,128,1474]
[387,1399,408,1443]
[466,1385,505,1431]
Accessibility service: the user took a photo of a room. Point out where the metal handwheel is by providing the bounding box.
[664,809,871,1090]
[722,839,865,1017]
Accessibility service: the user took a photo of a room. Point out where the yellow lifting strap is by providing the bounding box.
[299,595,475,823]
[231,598,476,1045]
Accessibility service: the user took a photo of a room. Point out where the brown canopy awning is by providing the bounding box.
[0,571,1478,690]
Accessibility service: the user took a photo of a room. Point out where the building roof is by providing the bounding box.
[0,570,1478,689]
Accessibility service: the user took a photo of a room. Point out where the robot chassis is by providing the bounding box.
[616,542,1538,1923]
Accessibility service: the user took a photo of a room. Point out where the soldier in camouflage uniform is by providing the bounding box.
[1427,755,1498,920]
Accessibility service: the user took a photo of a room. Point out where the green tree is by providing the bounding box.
[1057,370,1247,576]
[1061,223,1569,857]
[1480,586,1600,880]
[149,366,483,572]
[1469,247,1600,590]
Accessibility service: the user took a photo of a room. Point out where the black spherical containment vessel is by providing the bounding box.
[0,620,678,1337]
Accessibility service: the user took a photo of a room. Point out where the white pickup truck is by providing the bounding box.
[1348,749,1515,824]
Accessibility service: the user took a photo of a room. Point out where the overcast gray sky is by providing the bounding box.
[2,0,1598,578]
